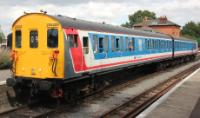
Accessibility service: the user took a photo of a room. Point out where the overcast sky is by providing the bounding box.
[0,0,200,36]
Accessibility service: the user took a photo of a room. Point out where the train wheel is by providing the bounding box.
[157,63,164,71]
[63,88,79,104]
[13,84,31,103]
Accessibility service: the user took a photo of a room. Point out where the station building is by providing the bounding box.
[133,16,181,37]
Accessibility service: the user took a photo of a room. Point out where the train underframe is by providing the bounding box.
[6,54,197,102]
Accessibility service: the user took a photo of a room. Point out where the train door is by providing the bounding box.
[82,36,91,67]
[65,28,84,72]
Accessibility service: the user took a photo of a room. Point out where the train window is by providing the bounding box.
[116,38,120,51]
[104,36,109,52]
[156,40,158,49]
[163,41,165,48]
[47,29,58,48]
[158,40,161,49]
[120,37,124,51]
[93,35,98,53]
[156,40,159,49]
[167,41,170,48]
[126,37,129,51]
[127,38,134,51]
[68,34,78,48]
[83,37,89,54]
[149,40,151,49]
[153,40,156,49]
[15,30,21,48]
[152,40,154,49]
[30,31,38,48]
[111,36,115,52]
[138,39,142,51]
[99,37,104,53]
[148,40,150,49]
[145,39,148,49]
[131,38,135,51]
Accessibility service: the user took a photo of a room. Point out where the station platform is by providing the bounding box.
[137,68,200,118]
[0,69,10,85]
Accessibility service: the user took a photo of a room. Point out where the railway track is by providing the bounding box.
[99,62,200,118]
[0,58,199,118]
[0,66,166,118]
[46,60,200,118]
[0,100,59,118]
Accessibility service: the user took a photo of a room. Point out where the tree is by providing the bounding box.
[0,26,5,44]
[121,10,156,28]
[181,21,200,46]
[181,22,200,37]
[181,21,200,38]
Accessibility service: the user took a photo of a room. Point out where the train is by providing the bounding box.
[6,13,198,100]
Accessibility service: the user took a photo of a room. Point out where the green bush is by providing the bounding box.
[0,48,11,69]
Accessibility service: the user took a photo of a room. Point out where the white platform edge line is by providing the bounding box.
[136,67,200,118]
[0,80,6,85]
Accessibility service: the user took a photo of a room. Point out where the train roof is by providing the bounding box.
[174,37,197,43]
[50,15,171,39]
[12,13,196,43]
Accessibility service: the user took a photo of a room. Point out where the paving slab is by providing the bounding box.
[0,69,11,83]
[141,68,200,118]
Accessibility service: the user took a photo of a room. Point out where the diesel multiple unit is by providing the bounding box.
[7,13,198,99]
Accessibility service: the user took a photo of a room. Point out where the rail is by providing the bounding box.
[99,63,200,118]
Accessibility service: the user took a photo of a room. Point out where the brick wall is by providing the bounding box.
[150,26,180,37]
[134,25,180,37]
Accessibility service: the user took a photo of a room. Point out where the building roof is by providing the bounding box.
[133,17,181,27]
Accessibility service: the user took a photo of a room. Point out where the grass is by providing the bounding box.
[0,48,11,69]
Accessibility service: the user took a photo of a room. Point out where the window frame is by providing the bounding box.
[30,30,38,48]
[99,37,104,53]
[111,36,115,52]
[47,29,58,48]
[68,34,78,48]
[93,35,98,53]
[115,37,120,51]
[83,36,89,54]
[104,35,109,52]
[15,30,22,48]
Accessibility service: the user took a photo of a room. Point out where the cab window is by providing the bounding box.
[30,31,38,48]
[47,29,58,48]
[15,30,21,48]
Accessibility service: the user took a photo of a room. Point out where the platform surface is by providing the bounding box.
[0,69,10,84]
[141,68,200,118]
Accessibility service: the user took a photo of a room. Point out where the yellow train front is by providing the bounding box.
[7,13,66,98]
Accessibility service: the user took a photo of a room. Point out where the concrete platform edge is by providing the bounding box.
[136,67,200,118]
